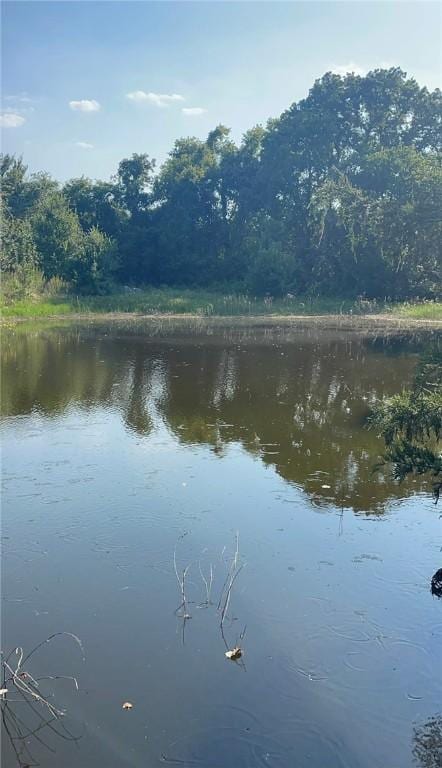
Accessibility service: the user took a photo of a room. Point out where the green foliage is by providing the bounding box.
[311,149,442,297]
[75,227,119,294]
[63,177,122,237]
[391,301,442,320]
[1,68,441,299]
[1,155,28,216]
[1,267,46,303]
[1,154,59,218]
[246,246,293,296]
[371,390,441,447]
[31,192,84,280]
[27,194,119,293]
[1,297,73,317]
[243,214,295,295]
[0,287,379,318]
[370,347,442,499]
[1,206,37,272]
[116,153,155,217]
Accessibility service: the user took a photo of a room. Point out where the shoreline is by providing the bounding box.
[3,312,442,329]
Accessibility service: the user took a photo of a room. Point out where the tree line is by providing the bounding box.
[1,68,441,298]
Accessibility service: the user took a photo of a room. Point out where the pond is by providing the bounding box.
[1,321,441,768]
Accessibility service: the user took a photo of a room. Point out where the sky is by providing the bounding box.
[1,1,441,182]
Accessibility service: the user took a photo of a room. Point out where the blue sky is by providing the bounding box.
[2,1,441,181]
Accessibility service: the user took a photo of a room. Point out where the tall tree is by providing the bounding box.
[31,192,85,281]
[311,148,442,297]
[116,153,155,218]
[63,177,123,238]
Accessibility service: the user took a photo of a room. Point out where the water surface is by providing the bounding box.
[2,322,441,768]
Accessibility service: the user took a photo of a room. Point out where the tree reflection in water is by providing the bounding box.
[1,323,440,515]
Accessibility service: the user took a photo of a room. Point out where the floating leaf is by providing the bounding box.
[225,647,242,660]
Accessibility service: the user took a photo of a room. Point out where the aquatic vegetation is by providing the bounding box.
[370,346,442,500]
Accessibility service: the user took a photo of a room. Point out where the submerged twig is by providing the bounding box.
[217,531,240,612]
[218,531,244,626]
[198,561,214,606]
[173,543,192,619]
[1,634,84,767]
[217,532,247,668]
[220,564,244,627]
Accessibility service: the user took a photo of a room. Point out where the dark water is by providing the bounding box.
[1,321,441,768]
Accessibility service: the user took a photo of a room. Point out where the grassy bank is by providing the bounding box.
[1,287,442,321]
[389,301,442,320]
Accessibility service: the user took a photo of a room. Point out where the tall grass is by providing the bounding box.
[1,285,441,320]
[1,300,74,317]
[390,300,442,320]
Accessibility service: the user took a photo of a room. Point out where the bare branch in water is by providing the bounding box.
[1,634,84,767]
[217,531,240,611]
[198,560,214,606]
[173,542,192,616]
[220,564,244,627]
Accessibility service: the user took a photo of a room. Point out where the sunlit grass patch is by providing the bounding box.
[1,299,74,317]
[391,301,442,320]
[1,288,441,321]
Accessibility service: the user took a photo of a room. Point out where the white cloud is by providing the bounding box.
[5,93,34,104]
[182,107,207,116]
[69,99,101,112]
[126,90,149,103]
[126,90,185,107]
[331,62,366,77]
[75,141,94,149]
[0,112,26,128]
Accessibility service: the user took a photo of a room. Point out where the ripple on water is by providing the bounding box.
[159,716,351,768]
